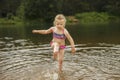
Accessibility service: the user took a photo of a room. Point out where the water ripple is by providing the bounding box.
[0,40,120,80]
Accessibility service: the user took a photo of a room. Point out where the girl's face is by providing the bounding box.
[55,21,65,29]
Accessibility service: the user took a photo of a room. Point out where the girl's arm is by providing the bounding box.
[64,29,76,53]
[32,27,53,34]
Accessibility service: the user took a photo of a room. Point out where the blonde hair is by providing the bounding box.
[53,14,66,27]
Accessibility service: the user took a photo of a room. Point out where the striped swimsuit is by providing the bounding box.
[50,29,66,49]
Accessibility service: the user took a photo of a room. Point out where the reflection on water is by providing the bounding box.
[0,24,120,80]
[0,37,120,80]
[67,24,120,44]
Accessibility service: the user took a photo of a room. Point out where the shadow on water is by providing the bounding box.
[0,23,120,80]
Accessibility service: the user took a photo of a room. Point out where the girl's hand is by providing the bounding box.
[32,30,37,33]
[71,47,76,54]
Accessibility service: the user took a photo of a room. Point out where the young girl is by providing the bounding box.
[32,14,76,72]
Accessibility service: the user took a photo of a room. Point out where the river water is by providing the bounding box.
[0,24,120,80]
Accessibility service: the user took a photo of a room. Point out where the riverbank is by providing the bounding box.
[0,12,120,26]
[67,12,120,25]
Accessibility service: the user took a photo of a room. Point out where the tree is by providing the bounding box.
[105,0,120,16]
[18,0,59,22]
[0,0,21,17]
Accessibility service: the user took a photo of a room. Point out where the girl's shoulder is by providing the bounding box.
[64,28,68,32]
[49,26,55,32]
[50,26,55,29]
[64,28,67,30]
[64,28,69,34]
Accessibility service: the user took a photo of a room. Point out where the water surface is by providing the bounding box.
[0,24,120,80]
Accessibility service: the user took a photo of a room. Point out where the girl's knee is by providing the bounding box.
[59,59,63,64]
[54,51,59,55]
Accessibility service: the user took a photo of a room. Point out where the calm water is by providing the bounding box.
[0,24,120,80]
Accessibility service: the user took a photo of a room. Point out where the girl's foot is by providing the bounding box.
[58,69,63,74]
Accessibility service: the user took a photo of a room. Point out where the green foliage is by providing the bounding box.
[6,13,14,19]
[20,0,59,22]
[16,2,25,20]
[0,18,14,24]
[0,0,21,17]
[0,0,120,24]
[0,16,23,25]
[75,12,118,25]
[105,0,120,16]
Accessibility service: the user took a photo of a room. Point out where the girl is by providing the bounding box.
[32,14,76,72]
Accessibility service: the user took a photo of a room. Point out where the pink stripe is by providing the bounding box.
[60,45,66,49]
[50,41,66,49]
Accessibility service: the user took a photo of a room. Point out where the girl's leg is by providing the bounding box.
[58,49,65,72]
[51,42,59,60]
